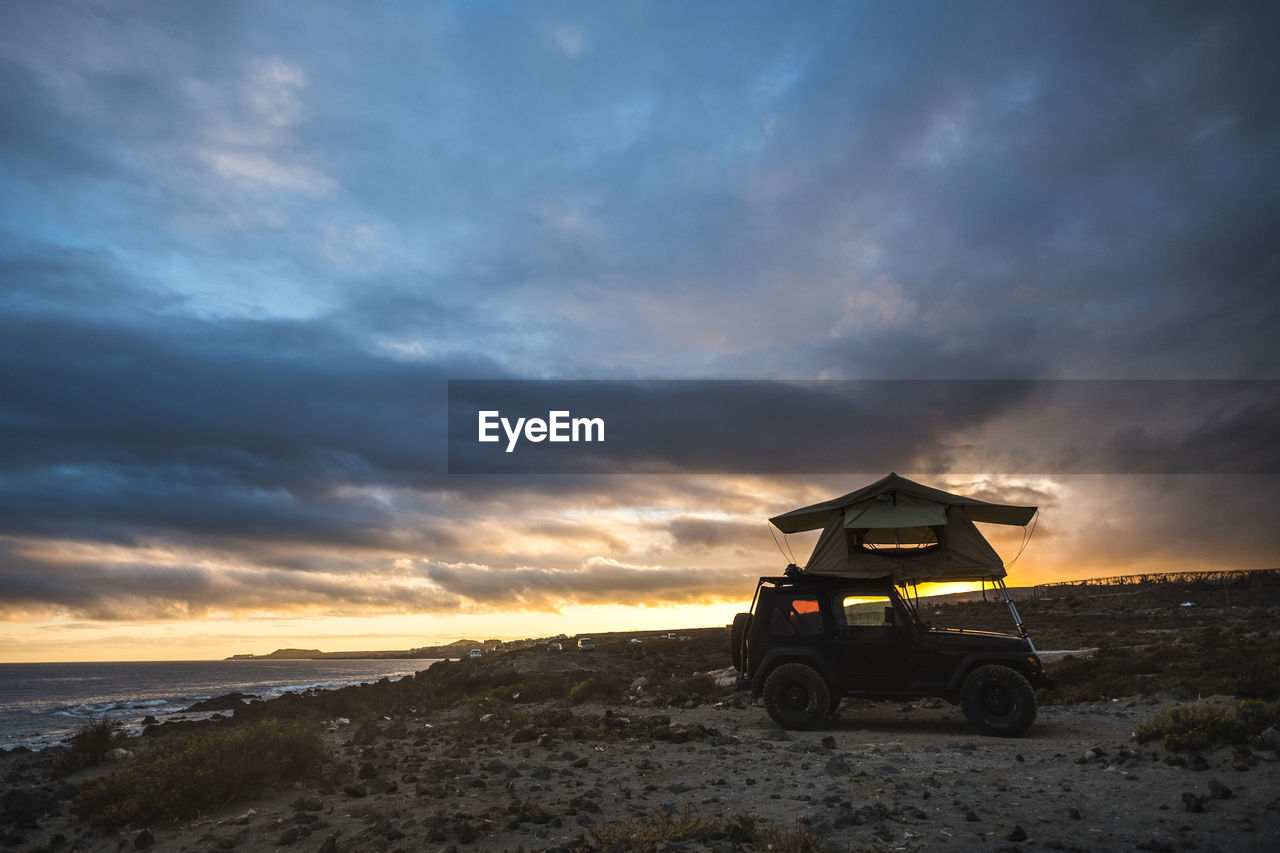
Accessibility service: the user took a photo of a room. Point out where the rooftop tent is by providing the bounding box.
[770,473,1037,582]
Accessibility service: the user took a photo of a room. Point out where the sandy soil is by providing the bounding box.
[4,681,1278,853]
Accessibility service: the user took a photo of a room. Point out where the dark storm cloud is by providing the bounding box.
[667,517,765,551]
[0,538,467,621]
[423,560,757,611]
[0,242,508,548]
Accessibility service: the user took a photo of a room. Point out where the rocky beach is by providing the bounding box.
[3,594,1280,853]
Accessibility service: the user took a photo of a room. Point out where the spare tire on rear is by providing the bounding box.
[730,612,750,671]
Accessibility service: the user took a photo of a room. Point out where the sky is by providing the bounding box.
[1,1,1277,662]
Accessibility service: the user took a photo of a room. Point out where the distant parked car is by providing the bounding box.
[547,642,562,653]
[577,638,595,652]
[469,648,482,659]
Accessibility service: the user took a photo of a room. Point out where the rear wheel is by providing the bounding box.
[762,663,831,730]
[960,665,1037,737]
[827,695,842,718]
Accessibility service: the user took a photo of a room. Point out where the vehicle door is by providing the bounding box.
[832,593,913,690]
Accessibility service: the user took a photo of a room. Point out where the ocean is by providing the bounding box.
[0,658,439,751]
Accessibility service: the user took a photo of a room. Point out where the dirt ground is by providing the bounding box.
[4,686,1278,852]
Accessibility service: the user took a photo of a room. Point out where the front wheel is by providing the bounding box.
[960,665,1037,737]
[762,663,831,730]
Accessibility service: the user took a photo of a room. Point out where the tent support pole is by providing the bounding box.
[996,578,1037,653]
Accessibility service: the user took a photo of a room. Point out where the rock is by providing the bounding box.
[452,819,477,844]
[316,837,337,853]
[351,721,380,747]
[823,756,851,776]
[1075,747,1104,764]
[185,692,253,712]
[292,797,323,812]
[1007,825,1028,842]
[1136,840,1173,852]
[2,788,58,828]
[134,829,155,849]
[820,736,837,750]
[1208,779,1232,800]
[832,804,862,828]
[342,784,366,798]
[276,826,300,845]
[374,817,403,840]
[1261,726,1280,751]
[1181,793,1204,813]
[1067,807,1082,820]
[357,761,378,780]
[383,719,408,739]
[1188,755,1210,772]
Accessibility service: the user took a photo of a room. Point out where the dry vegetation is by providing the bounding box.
[925,577,1280,704]
[70,721,325,828]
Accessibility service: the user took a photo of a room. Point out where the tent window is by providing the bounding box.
[768,597,824,636]
[840,596,894,626]
[851,526,941,554]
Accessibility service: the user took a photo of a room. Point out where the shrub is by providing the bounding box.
[71,721,325,827]
[1134,702,1251,750]
[567,674,629,705]
[590,809,826,853]
[1236,698,1280,732]
[52,718,124,777]
[485,674,573,704]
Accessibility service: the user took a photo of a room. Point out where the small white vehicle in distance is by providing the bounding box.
[577,638,595,652]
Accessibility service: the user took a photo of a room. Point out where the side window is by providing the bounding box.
[768,596,825,636]
[840,595,895,627]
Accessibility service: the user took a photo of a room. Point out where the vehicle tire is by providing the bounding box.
[730,613,750,671]
[960,665,1037,737]
[762,663,831,730]
[827,695,842,718]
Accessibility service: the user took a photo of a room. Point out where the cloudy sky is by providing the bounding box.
[1,1,1277,661]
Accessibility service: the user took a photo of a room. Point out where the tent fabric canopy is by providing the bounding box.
[771,472,1037,533]
[770,473,1037,583]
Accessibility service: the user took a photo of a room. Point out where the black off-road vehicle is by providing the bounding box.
[731,571,1055,736]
